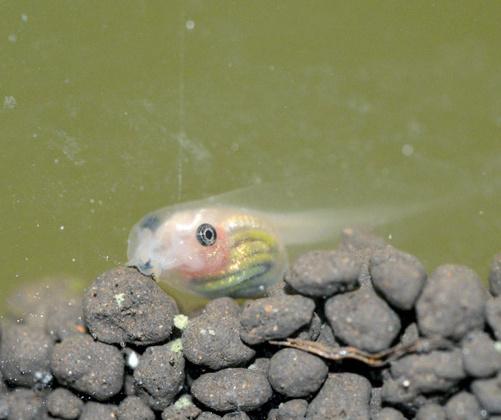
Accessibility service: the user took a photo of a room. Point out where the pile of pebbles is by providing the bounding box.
[0,228,500,419]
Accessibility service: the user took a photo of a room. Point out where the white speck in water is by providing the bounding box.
[55,129,86,166]
[24,257,29,261]
[59,225,65,231]
[177,132,211,162]
[185,20,195,30]
[127,351,139,369]
[8,34,17,43]
[36,223,40,228]
[3,96,17,109]
[89,198,95,204]
[388,234,393,240]
[21,14,28,23]
[32,133,38,139]
[54,158,59,164]
[71,258,76,262]
[208,329,216,336]
[494,342,501,352]
[401,144,414,157]
[478,210,484,216]
[402,379,411,388]
[230,142,240,152]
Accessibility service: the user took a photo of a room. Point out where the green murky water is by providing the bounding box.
[1,1,499,306]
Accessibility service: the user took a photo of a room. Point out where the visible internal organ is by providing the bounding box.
[186,227,283,298]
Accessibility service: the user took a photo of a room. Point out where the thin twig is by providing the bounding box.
[269,338,420,367]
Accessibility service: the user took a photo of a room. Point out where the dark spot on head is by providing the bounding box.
[141,215,160,231]
[139,259,152,272]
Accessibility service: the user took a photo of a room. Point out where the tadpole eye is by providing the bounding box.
[196,223,217,246]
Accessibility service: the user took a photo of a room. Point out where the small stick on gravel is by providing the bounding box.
[269,338,420,367]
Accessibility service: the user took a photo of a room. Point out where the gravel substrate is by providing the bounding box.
[0,227,500,419]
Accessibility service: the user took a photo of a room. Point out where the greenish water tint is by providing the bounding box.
[1,1,499,305]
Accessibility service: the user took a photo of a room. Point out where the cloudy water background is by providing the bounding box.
[0,1,499,304]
